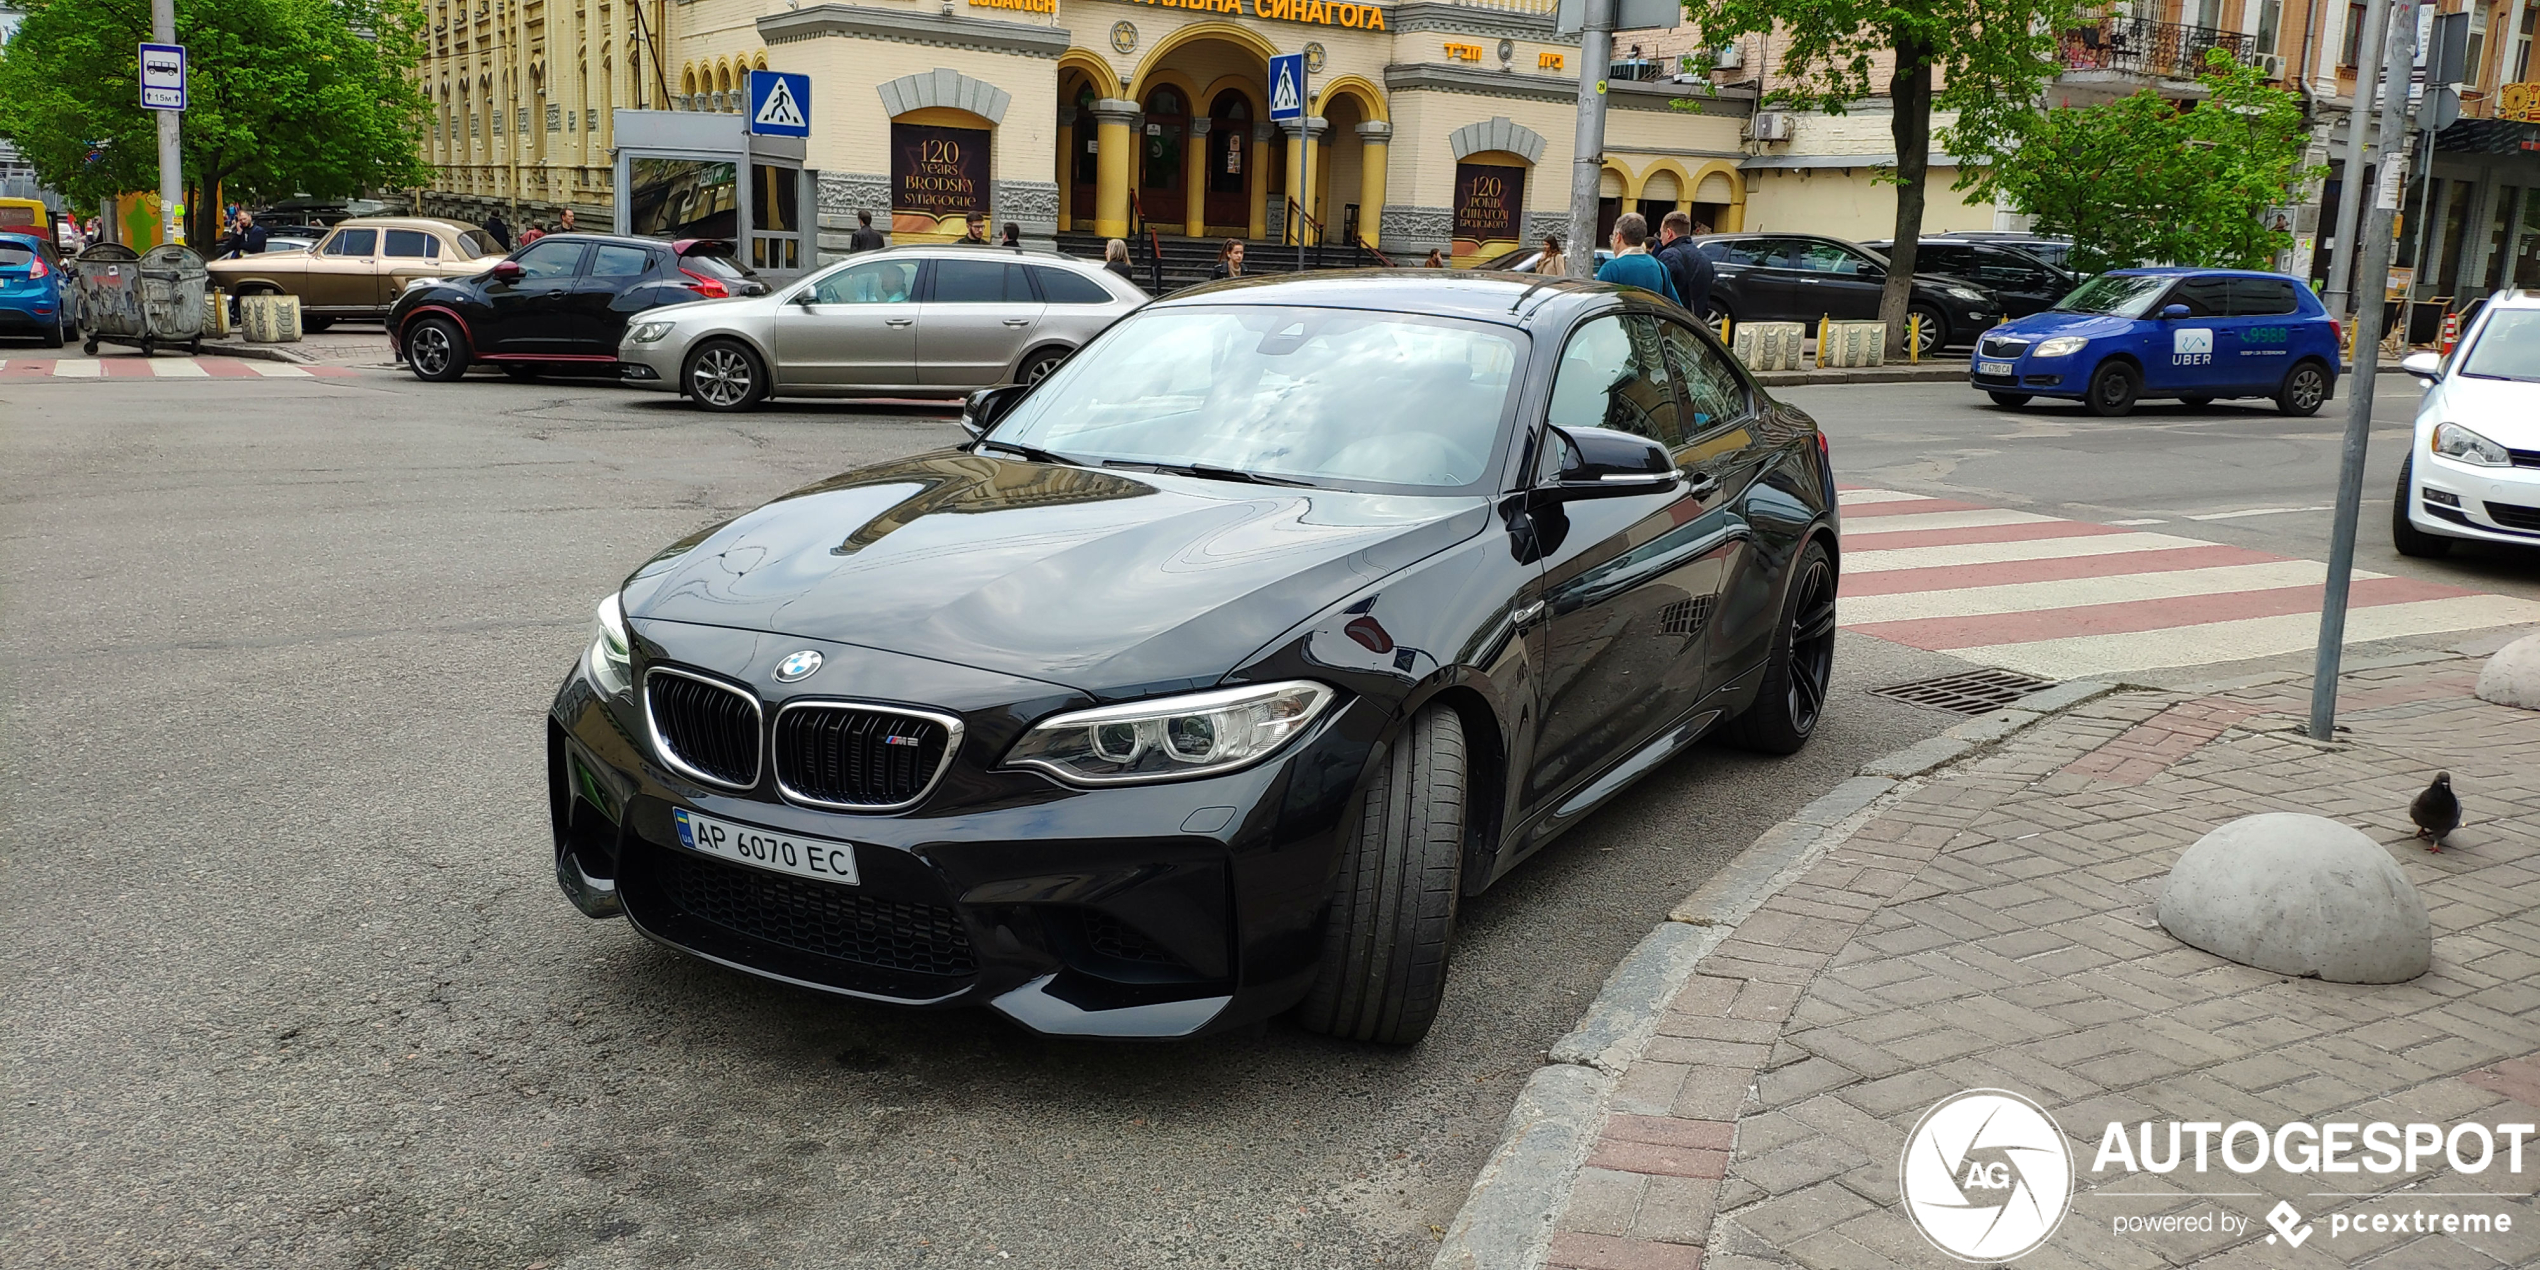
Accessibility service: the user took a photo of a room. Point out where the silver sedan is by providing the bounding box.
[617,246,1146,411]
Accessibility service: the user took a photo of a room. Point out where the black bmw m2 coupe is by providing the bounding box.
[546,270,1840,1044]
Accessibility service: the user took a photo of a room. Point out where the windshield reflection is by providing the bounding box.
[2054,273,2172,318]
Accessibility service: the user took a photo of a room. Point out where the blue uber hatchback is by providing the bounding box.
[1969,268,2340,417]
[0,231,71,348]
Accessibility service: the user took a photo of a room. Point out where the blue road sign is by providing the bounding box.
[1268,54,1306,122]
[139,43,187,111]
[747,70,811,137]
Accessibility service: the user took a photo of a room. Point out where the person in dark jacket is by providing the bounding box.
[1208,238,1246,280]
[1001,222,1022,247]
[1103,238,1143,293]
[484,213,512,251]
[957,213,990,244]
[846,210,887,254]
[241,211,267,255]
[1595,213,1680,305]
[1653,211,1716,320]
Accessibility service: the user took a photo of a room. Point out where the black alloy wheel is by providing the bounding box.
[2391,456,2453,559]
[2084,361,2140,417]
[1296,704,1467,1046]
[685,340,765,411]
[1019,348,1066,385]
[1725,540,1836,754]
[2277,361,2329,417]
[1908,304,1946,360]
[405,317,468,382]
[1988,391,2031,408]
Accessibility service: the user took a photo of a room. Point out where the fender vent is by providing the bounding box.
[1869,668,2056,716]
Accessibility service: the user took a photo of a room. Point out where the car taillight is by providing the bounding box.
[679,266,727,299]
[28,255,48,279]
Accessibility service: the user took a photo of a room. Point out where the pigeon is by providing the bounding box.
[2410,771,2460,852]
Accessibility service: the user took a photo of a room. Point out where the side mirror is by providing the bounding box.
[1545,425,1679,501]
[962,384,1030,439]
[791,287,817,307]
[490,259,524,283]
[2159,303,2191,320]
[2401,351,2443,381]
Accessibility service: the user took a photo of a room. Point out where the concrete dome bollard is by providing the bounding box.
[2477,631,2540,710]
[2157,812,2431,984]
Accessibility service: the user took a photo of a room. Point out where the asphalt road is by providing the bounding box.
[1,359,1970,1270]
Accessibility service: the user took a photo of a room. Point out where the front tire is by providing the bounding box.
[1724,540,1837,754]
[1988,391,2031,408]
[2277,360,2330,417]
[1908,304,1946,360]
[2084,361,2140,417]
[2392,456,2453,558]
[404,317,469,382]
[1296,705,1467,1046]
[685,340,766,411]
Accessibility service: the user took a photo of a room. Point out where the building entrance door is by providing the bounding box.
[1140,86,1188,230]
[1205,92,1252,232]
[1070,85,1098,225]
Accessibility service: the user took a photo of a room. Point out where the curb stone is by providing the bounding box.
[198,340,318,365]
[1428,678,2119,1270]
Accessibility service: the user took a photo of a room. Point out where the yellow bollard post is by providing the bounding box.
[1816,315,1828,368]
[1907,313,1920,365]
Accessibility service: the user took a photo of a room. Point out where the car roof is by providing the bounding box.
[322,216,486,234]
[0,230,45,246]
[851,244,1116,270]
[2480,287,2540,309]
[1147,268,1625,326]
[2100,266,2304,279]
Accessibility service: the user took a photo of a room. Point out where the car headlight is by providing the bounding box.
[1942,285,1988,303]
[2032,336,2089,358]
[628,321,673,344]
[2432,421,2510,467]
[1004,681,1336,786]
[587,593,632,694]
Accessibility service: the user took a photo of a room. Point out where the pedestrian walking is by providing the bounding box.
[847,210,887,254]
[240,210,266,256]
[556,208,577,234]
[957,213,990,245]
[520,222,546,245]
[1594,212,1680,305]
[1528,235,1564,276]
[1001,222,1022,247]
[1209,238,1246,280]
[1651,211,1714,320]
[1103,238,1140,292]
[484,212,512,251]
[1423,249,1447,268]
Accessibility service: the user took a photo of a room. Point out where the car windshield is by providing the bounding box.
[2460,309,2540,383]
[987,305,1523,492]
[2054,273,2171,317]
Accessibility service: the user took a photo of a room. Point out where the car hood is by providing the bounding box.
[1992,310,2138,341]
[2430,374,2540,447]
[620,450,1494,696]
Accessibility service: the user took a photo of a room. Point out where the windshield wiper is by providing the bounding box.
[1102,460,1314,487]
[975,438,1084,466]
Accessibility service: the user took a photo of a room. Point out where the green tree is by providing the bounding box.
[1687,0,2079,352]
[0,0,430,248]
[1965,51,2320,275]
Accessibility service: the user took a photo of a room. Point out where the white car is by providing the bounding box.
[2394,290,2540,557]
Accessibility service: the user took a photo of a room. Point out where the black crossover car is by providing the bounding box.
[546,270,1841,1043]
[1861,237,2080,318]
[1692,232,2000,357]
[391,233,762,382]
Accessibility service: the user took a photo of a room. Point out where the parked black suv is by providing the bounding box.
[1691,233,2000,357]
[390,233,765,383]
[1862,237,2079,318]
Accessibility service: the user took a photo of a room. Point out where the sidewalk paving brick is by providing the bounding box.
[1525,651,2540,1268]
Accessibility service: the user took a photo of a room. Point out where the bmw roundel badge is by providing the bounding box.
[774,649,823,682]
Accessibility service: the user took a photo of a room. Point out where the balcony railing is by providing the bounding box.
[2059,16,2265,81]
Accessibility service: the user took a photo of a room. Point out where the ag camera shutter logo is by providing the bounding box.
[1901,1089,2074,1262]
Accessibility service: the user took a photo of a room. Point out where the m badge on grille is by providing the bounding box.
[774,649,823,682]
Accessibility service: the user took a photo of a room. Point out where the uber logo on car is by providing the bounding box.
[2172,327,2214,366]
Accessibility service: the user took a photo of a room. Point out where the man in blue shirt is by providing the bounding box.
[1595,212,1679,305]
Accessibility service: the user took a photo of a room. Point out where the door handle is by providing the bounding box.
[1511,600,1547,627]
[1002,318,1032,327]
[1686,471,1722,501]
[884,317,915,327]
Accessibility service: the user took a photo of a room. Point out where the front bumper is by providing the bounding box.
[546,624,1378,1039]
[2408,448,2540,544]
[616,339,681,392]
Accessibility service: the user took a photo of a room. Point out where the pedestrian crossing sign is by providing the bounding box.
[747,70,811,137]
[1268,54,1306,121]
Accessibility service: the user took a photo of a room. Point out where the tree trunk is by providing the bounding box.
[1883,37,1935,358]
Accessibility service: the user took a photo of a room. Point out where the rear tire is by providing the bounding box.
[2277,360,2330,417]
[1988,391,2031,408]
[1908,304,1947,360]
[404,317,469,382]
[40,318,63,349]
[1296,705,1467,1046]
[1724,540,1837,755]
[685,339,766,411]
[2084,361,2140,417]
[2391,456,2453,558]
[1017,347,1067,385]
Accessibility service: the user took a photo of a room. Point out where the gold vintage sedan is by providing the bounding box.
[208,217,505,330]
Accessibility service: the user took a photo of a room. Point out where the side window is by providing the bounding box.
[929,258,1030,303]
[1032,266,1115,304]
[512,239,586,280]
[1658,321,1750,434]
[325,228,378,256]
[2228,277,2300,316]
[807,258,919,304]
[2166,276,2231,318]
[383,229,433,258]
[1793,242,1866,275]
[589,244,654,278]
[1545,314,1684,449]
[1916,245,1973,276]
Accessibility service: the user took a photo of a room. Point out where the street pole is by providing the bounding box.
[1565,0,1613,280]
[2322,0,2389,317]
[2310,0,2418,741]
[152,0,184,244]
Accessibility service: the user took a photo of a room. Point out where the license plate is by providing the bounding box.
[1977,360,2015,377]
[672,808,860,886]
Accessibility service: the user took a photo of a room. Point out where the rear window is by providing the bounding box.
[383,229,434,258]
[1032,266,1115,304]
[0,241,33,268]
[680,253,752,282]
[2227,277,2300,316]
[457,230,500,258]
[590,244,655,277]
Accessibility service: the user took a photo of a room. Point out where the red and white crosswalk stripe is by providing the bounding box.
[1837,488,2540,679]
[0,357,361,379]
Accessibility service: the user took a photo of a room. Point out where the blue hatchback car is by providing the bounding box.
[1969,268,2341,417]
[0,230,72,348]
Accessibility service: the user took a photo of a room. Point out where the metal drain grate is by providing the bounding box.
[1868,668,2057,716]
